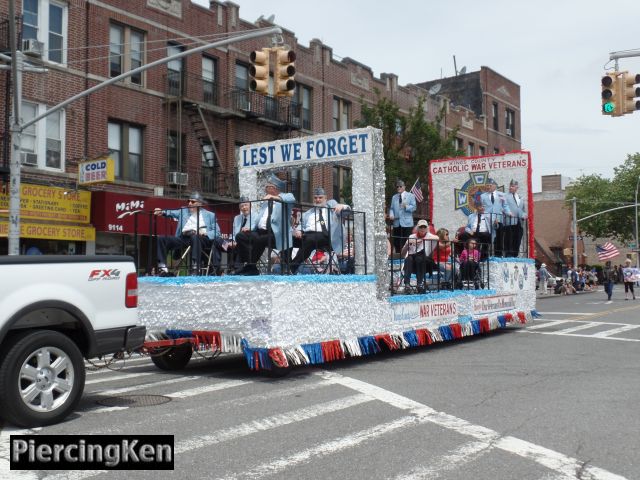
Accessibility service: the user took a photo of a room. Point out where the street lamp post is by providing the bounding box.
[635,175,640,269]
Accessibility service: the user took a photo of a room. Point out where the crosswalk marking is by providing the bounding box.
[85,371,157,385]
[318,371,627,480]
[591,324,640,338]
[522,319,640,342]
[90,375,198,396]
[554,323,605,334]
[175,393,371,454]
[218,409,437,480]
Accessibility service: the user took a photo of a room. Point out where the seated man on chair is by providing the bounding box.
[154,191,222,275]
[226,196,252,273]
[290,187,350,275]
[234,174,296,275]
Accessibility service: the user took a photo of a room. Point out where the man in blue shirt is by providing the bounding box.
[388,180,416,253]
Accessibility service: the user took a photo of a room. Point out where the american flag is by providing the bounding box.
[410,178,424,203]
[596,242,619,261]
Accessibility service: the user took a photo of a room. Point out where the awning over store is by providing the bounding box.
[91,191,236,236]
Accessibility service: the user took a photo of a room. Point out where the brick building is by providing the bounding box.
[0,0,521,257]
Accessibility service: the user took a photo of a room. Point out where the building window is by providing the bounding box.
[20,101,64,170]
[454,137,463,151]
[108,121,143,182]
[479,145,486,156]
[202,56,217,104]
[201,140,220,168]
[333,166,352,203]
[234,63,250,110]
[492,102,499,131]
[22,0,67,64]
[167,43,184,95]
[505,109,516,137]
[332,97,351,131]
[294,84,312,130]
[109,24,145,85]
[493,147,500,154]
[167,131,185,173]
[467,142,475,156]
[290,168,310,203]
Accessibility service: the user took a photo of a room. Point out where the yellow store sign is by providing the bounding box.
[0,221,95,241]
[0,184,91,223]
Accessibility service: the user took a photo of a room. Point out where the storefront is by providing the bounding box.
[91,191,236,273]
[0,184,94,255]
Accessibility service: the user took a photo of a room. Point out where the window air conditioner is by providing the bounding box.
[21,152,38,165]
[505,128,512,136]
[166,171,188,186]
[21,39,44,58]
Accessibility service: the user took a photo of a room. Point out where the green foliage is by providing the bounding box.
[356,89,462,203]
[565,153,640,241]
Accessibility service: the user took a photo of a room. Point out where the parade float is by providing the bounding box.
[137,127,538,371]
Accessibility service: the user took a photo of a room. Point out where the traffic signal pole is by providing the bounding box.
[3,15,281,254]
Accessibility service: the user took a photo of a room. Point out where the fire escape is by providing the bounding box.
[164,70,302,199]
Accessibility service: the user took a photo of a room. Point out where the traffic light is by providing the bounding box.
[601,72,618,115]
[249,48,270,94]
[275,48,296,97]
[621,72,640,115]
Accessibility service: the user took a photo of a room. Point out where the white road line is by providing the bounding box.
[394,440,498,480]
[317,371,627,480]
[537,312,596,316]
[0,427,42,480]
[175,393,372,453]
[85,371,156,385]
[520,330,640,342]
[554,322,601,334]
[85,378,253,415]
[591,324,640,338]
[89,375,198,396]
[526,320,573,330]
[218,409,435,480]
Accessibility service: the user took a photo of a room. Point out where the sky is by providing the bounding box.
[193,0,640,192]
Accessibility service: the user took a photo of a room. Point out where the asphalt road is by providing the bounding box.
[1,288,639,479]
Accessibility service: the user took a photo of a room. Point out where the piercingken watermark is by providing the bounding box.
[10,435,174,470]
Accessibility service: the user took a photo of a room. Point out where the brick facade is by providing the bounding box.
[0,0,521,253]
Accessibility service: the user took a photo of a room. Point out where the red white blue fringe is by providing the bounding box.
[154,309,540,371]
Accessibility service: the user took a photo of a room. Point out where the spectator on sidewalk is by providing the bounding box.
[538,263,552,295]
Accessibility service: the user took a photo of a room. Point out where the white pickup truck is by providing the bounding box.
[0,255,145,427]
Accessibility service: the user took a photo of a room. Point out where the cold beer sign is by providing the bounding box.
[79,157,115,185]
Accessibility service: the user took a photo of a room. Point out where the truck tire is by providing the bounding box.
[0,330,85,427]
[150,343,193,371]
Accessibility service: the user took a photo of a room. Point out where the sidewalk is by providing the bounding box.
[536,287,601,299]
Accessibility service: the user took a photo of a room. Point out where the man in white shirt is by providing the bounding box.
[400,219,438,293]
[154,191,221,275]
[290,187,350,274]
[463,201,493,260]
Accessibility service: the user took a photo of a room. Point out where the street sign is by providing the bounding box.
[568,235,583,240]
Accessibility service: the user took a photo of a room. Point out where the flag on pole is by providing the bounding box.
[596,242,619,261]
[410,178,424,203]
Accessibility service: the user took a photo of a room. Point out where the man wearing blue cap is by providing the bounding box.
[234,174,295,275]
[289,187,350,274]
[154,191,222,275]
[389,180,416,253]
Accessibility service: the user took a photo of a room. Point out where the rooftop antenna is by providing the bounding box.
[453,55,457,76]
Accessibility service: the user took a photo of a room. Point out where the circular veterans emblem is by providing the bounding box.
[454,172,505,216]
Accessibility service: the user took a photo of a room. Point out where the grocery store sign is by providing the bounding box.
[0,184,91,223]
[0,221,95,241]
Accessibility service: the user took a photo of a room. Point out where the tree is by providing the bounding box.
[356,89,461,203]
[565,153,640,241]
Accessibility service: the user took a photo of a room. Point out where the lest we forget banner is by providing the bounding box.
[428,151,534,257]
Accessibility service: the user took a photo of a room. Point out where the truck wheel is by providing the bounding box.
[150,344,193,371]
[0,330,85,427]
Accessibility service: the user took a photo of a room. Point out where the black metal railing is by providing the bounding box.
[131,198,366,277]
